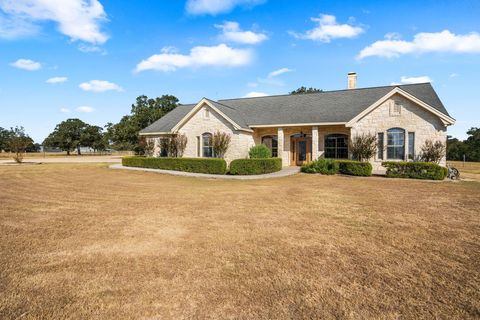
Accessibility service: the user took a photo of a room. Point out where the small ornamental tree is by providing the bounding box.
[350,133,377,162]
[420,140,446,164]
[212,131,231,158]
[174,134,187,157]
[8,126,33,163]
[249,144,271,158]
[135,136,155,156]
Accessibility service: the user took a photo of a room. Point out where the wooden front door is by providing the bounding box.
[291,137,311,166]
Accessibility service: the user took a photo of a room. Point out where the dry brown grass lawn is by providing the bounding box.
[1,164,479,319]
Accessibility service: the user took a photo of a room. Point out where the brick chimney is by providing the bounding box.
[347,72,357,89]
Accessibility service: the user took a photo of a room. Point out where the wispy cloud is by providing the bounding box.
[291,14,364,42]
[60,107,70,114]
[135,44,253,72]
[268,67,293,78]
[243,91,269,98]
[0,0,108,44]
[391,76,433,85]
[10,58,41,71]
[186,0,265,15]
[358,30,480,59]
[46,77,68,84]
[76,106,95,113]
[215,21,267,44]
[79,80,123,92]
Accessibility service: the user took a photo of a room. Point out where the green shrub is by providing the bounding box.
[229,158,282,175]
[336,160,372,176]
[122,156,227,175]
[249,144,271,159]
[382,161,447,180]
[301,158,339,175]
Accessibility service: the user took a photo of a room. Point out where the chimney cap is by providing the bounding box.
[348,72,356,75]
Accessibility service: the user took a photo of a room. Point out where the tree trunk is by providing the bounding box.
[67,150,70,156]
[77,146,81,155]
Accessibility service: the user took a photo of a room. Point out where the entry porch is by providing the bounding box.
[252,125,350,166]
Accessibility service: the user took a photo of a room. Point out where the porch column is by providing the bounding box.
[312,126,319,161]
[277,127,287,166]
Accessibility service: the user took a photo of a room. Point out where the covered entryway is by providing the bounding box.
[290,134,312,166]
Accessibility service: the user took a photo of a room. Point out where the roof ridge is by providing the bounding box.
[217,83,432,102]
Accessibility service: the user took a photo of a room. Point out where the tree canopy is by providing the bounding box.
[106,94,179,152]
[289,86,323,95]
[447,127,480,161]
[43,119,106,155]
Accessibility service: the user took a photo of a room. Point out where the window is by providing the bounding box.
[202,133,213,157]
[377,132,384,160]
[324,134,348,159]
[390,101,402,116]
[261,135,278,157]
[387,128,405,160]
[204,108,210,119]
[159,138,168,157]
[408,132,415,160]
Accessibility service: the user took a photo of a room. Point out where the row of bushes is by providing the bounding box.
[301,158,447,180]
[301,159,373,176]
[123,156,228,174]
[382,161,448,180]
[122,156,282,175]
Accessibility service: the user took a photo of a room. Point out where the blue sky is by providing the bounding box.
[1,0,479,142]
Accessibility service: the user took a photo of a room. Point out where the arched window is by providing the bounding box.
[325,134,348,159]
[202,133,213,157]
[387,128,405,160]
[261,135,278,157]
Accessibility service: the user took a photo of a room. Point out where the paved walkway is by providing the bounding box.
[110,164,300,180]
[0,155,122,164]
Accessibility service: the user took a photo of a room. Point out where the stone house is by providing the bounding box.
[140,73,455,172]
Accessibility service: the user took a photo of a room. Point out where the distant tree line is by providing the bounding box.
[0,126,39,153]
[447,127,480,161]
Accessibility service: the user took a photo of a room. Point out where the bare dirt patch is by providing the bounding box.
[1,164,479,319]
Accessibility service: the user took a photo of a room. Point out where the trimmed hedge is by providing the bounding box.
[336,160,373,176]
[382,161,447,180]
[229,158,282,175]
[122,156,227,175]
[249,144,271,159]
[301,158,339,175]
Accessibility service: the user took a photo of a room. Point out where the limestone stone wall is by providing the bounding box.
[351,93,448,172]
[144,104,253,164]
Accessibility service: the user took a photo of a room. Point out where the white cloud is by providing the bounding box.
[186,0,264,15]
[78,43,107,55]
[292,14,364,42]
[79,80,123,92]
[46,76,68,84]
[450,73,459,78]
[394,76,433,85]
[0,12,39,39]
[10,58,41,70]
[243,91,269,98]
[135,44,253,72]
[215,21,267,44]
[358,30,480,59]
[76,106,95,113]
[268,67,293,78]
[0,0,108,44]
[60,107,70,114]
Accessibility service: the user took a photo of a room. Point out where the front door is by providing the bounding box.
[291,137,311,166]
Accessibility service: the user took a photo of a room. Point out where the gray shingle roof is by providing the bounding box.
[140,83,450,134]
[140,103,195,134]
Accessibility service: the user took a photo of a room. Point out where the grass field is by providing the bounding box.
[1,164,479,319]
